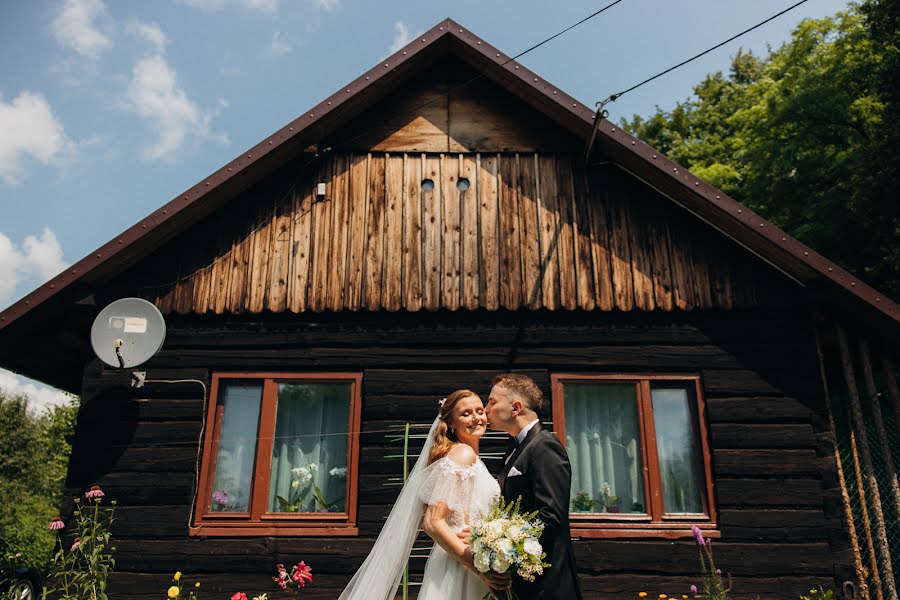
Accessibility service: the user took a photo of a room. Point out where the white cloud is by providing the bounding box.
[242,0,279,13]
[0,91,72,186]
[389,21,414,55]
[51,0,112,59]
[310,0,340,11]
[268,31,294,56]
[176,0,280,12]
[0,368,74,414]
[124,53,228,161]
[0,228,67,309]
[126,19,167,53]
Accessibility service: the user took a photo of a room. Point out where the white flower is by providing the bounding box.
[308,463,318,472]
[291,480,300,489]
[329,467,347,478]
[497,538,514,556]
[487,521,504,537]
[523,537,542,557]
[472,539,484,555]
[474,550,491,573]
[600,482,612,496]
[493,553,511,574]
[506,524,523,541]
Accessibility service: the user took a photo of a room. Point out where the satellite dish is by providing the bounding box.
[90,298,166,369]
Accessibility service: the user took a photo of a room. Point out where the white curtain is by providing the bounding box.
[564,384,645,513]
[209,383,263,512]
[268,383,350,513]
[651,387,704,514]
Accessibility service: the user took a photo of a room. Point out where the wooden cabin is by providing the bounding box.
[1,18,898,600]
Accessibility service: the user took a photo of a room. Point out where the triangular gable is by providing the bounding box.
[0,17,897,392]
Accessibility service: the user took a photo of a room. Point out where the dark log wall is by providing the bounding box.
[64,308,849,599]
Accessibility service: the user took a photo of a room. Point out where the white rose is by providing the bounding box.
[497,538,514,555]
[487,521,504,537]
[523,537,542,557]
[506,524,523,541]
[474,550,491,573]
[493,554,511,574]
[472,539,484,555]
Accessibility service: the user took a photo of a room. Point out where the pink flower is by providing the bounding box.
[48,517,65,530]
[231,593,248,600]
[70,537,82,551]
[212,489,230,505]
[85,485,105,499]
[292,561,313,587]
[690,584,698,595]
[690,525,704,546]
[715,568,721,575]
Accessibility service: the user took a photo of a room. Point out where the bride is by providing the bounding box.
[339,389,510,600]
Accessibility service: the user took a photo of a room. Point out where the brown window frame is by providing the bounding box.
[551,373,717,539]
[191,372,363,537]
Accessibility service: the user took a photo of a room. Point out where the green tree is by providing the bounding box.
[622,2,899,301]
[0,390,77,570]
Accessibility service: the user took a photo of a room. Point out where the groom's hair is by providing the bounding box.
[492,373,543,412]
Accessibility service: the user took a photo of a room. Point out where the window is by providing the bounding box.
[551,374,716,539]
[193,373,362,537]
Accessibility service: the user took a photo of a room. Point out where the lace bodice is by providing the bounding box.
[417,456,500,529]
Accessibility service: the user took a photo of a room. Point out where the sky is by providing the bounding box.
[0,0,853,412]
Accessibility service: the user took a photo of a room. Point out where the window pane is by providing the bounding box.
[269,383,351,513]
[564,384,645,514]
[651,386,705,514]
[209,383,262,512]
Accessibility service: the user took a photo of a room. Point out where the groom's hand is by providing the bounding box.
[481,571,511,593]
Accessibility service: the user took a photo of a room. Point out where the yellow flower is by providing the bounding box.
[660,596,668,599]
[174,572,182,582]
[195,582,201,588]
[639,594,648,598]
[167,586,180,598]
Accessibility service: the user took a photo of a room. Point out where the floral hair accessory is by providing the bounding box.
[439,397,447,407]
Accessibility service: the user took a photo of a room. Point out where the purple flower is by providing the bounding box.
[691,525,704,546]
[85,485,105,499]
[690,584,698,595]
[48,517,64,531]
[212,489,230,505]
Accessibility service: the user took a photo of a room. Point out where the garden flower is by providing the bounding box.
[638,593,647,598]
[212,489,230,505]
[85,485,105,499]
[231,593,248,600]
[691,525,704,546]
[174,571,182,582]
[195,582,200,588]
[70,537,82,551]
[48,516,64,530]
[167,585,180,598]
[293,561,313,586]
[690,584,698,594]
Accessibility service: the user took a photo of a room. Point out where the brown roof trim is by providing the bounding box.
[1,17,897,336]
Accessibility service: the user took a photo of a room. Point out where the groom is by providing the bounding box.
[485,373,582,600]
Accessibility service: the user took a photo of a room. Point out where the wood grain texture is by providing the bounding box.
[555,155,578,310]
[403,154,423,311]
[518,154,542,309]
[345,153,369,311]
[461,154,480,310]
[537,155,561,310]
[441,154,461,310]
[498,154,522,310]
[382,154,404,312]
[363,154,386,310]
[422,154,441,310]
[479,154,500,310]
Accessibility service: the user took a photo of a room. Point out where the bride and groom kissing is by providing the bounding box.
[339,374,583,600]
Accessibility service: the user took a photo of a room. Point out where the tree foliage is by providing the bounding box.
[622,1,900,301]
[0,390,78,570]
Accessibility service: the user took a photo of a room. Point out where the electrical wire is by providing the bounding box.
[599,0,813,105]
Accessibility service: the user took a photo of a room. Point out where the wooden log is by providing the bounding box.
[713,449,820,477]
[705,397,816,423]
[555,154,578,310]
[288,177,314,313]
[715,478,824,507]
[498,153,523,309]
[327,152,353,311]
[382,154,404,311]
[345,152,370,311]
[709,423,816,449]
[517,153,542,309]
[440,153,461,310]
[536,154,561,310]
[859,338,900,534]
[571,162,596,310]
[837,323,896,600]
[364,153,386,310]
[402,153,423,311]
[814,326,870,599]
[461,154,480,309]
[422,154,441,310]
[478,153,500,310]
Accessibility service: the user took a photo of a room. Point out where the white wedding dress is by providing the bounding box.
[417,455,501,599]
[338,416,500,600]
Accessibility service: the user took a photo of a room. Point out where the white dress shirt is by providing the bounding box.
[505,419,540,464]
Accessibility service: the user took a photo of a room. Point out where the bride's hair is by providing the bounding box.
[428,389,479,464]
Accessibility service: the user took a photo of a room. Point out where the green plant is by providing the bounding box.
[276,464,342,513]
[799,587,834,600]
[599,482,619,511]
[570,490,595,512]
[44,487,117,600]
[690,526,730,600]
[165,571,201,599]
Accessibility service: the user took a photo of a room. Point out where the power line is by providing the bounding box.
[601,0,812,105]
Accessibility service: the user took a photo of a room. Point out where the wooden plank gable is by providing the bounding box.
[112,154,800,315]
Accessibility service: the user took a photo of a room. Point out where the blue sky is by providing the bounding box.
[1,0,852,409]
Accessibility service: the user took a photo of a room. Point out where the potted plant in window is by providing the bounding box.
[599,482,620,513]
[570,490,595,513]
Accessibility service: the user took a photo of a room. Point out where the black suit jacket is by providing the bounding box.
[499,423,582,600]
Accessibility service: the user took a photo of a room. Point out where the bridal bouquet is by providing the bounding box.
[468,496,551,600]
